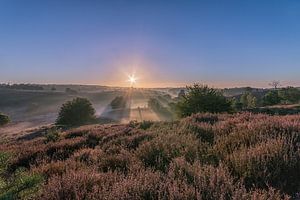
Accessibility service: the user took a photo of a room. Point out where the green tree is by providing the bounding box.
[176,84,232,117]
[247,94,257,108]
[263,91,281,106]
[232,98,243,111]
[240,92,257,109]
[0,113,10,126]
[278,87,300,104]
[56,98,96,126]
[240,93,249,108]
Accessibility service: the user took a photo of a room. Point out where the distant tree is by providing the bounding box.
[247,94,257,108]
[245,87,253,92]
[110,96,126,109]
[240,92,257,109]
[263,91,281,106]
[0,84,43,90]
[0,113,10,126]
[51,87,56,91]
[233,99,243,111]
[240,93,249,108]
[56,98,96,126]
[269,81,281,89]
[176,84,232,117]
[278,87,300,104]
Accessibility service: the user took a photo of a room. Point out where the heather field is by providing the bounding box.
[1,113,300,199]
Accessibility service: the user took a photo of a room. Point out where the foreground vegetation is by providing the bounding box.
[1,113,300,199]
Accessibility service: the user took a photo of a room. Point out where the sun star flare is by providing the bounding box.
[128,74,137,86]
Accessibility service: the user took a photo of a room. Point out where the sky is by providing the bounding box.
[0,0,300,88]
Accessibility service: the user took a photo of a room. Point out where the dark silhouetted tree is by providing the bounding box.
[56,98,96,126]
[176,84,232,117]
[263,91,281,106]
[269,81,281,89]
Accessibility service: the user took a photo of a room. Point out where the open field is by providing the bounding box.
[1,113,299,199]
[0,88,168,136]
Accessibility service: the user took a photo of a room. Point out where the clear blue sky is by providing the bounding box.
[1,0,300,88]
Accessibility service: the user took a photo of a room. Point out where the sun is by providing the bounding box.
[127,74,137,86]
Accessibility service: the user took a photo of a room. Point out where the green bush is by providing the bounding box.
[0,113,10,126]
[56,98,96,126]
[176,84,232,117]
[139,120,153,130]
[45,127,61,143]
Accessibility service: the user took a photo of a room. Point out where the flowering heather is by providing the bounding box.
[1,112,299,199]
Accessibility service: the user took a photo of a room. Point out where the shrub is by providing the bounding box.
[106,168,167,200]
[226,138,300,193]
[1,113,300,198]
[139,120,153,130]
[168,158,244,199]
[0,152,12,174]
[45,127,61,143]
[178,115,215,144]
[72,148,101,165]
[176,84,232,117]
[0,113,10,126]
[135,133,207,172]
[56,98,96,126]
[97,150,132,173]
[40,169,121,200]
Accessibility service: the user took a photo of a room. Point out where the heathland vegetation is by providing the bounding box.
[1,113,299,199]
[0,83,300,199]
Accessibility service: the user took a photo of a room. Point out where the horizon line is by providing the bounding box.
[1,82,299,90]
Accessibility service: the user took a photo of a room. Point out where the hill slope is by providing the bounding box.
[1,113,299,199]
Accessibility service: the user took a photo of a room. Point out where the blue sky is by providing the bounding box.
[0,0,300,88]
